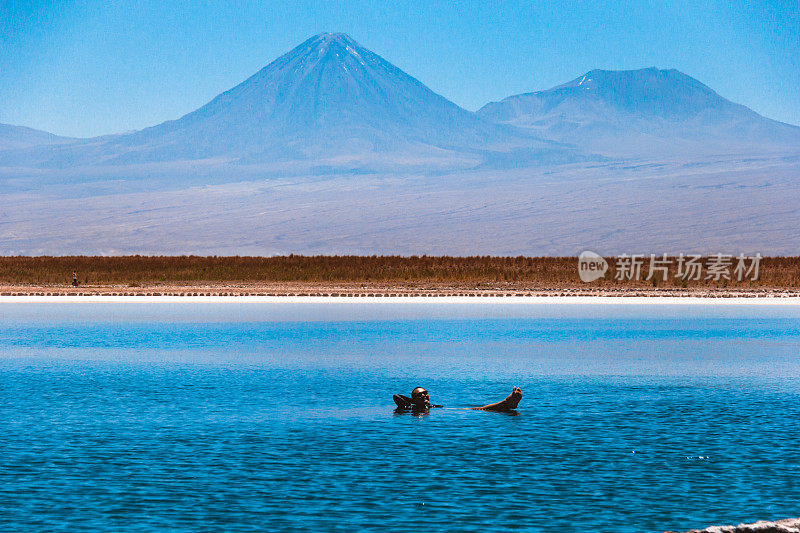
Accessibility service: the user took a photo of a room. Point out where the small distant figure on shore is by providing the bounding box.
[72,270,79,287]
[393,386,522,413]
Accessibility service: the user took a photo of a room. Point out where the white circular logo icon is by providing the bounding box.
[578,251,608,282]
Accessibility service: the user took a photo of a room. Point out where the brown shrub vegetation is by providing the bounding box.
[0,255,797,288]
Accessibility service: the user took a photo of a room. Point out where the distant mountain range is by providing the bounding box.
[2,33,796,174]
[1,33,798,256]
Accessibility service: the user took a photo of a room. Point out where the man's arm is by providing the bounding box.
[471,387,523,411]
[393,394,413,409]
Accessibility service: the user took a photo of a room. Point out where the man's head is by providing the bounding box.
[410,387,431,408]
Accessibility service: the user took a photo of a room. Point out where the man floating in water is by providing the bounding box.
[393,386,523,413]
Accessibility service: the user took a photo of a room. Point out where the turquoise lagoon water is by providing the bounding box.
[1,301,800,532]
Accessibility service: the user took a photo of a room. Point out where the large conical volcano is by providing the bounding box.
[0,33,570,172]
[105,33,526,164]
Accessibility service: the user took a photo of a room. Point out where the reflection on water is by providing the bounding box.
[1,303,799,532]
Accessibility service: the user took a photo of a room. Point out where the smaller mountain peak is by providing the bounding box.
[582,67,668,76]
[558,67,702,90]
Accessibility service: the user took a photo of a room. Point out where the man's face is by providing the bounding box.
[411,388,431,408]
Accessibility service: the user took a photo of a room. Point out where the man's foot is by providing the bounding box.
[503,386,523,409]
[473,386,524,411]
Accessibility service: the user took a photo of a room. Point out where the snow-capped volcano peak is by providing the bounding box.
[289,33,367,65]
[309,32,360,49]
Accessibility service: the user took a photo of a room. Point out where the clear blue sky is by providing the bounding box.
[1,0,798,137]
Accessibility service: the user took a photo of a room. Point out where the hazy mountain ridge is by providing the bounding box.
[0,124,75,152]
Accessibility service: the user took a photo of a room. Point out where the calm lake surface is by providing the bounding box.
[1,301,800,532]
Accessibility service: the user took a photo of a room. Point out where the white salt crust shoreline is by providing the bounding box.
[2,295,800,305]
